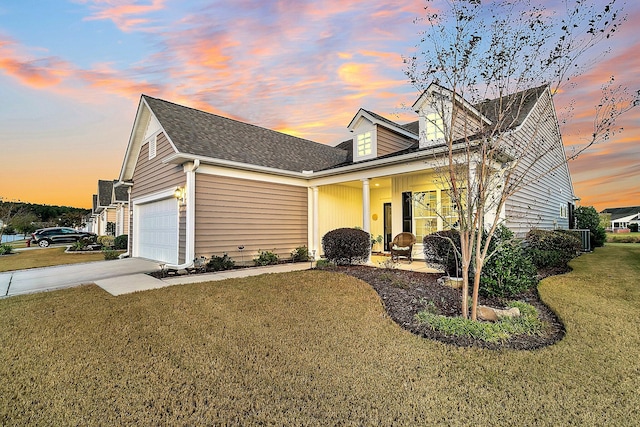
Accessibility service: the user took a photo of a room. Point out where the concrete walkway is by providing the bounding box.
[1,256,437,298]
[96,263,313,296]
[1,258,161,297]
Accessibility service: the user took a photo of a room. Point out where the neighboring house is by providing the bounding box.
[600,206,640,230]
[117,84,576,266]
[112,183,130,237]
[90,180,130,236]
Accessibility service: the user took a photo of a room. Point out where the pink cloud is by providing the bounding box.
[79,0,166,32]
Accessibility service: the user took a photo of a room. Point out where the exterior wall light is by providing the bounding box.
[174,187,186,204]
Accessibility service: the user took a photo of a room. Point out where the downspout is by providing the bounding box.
[165,159,199,270]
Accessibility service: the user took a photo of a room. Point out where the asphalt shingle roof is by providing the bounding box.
[474,85,547,130]
[601,206,640,220]
[97,180,113,207]
[113,185,128,202]
[143,96,349,173]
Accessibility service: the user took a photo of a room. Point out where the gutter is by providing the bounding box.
[161,143,472,180]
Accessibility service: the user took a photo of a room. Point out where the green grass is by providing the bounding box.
[0,247,106,272]
[606,232,640,244]
[0,246,639,425]
[415,301,543,343]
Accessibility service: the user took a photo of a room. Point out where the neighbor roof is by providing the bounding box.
[601,206,640,221]
[97,180,114,207]
[143,95,349,173]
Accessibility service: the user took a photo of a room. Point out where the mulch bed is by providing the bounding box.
[336,265,566,351]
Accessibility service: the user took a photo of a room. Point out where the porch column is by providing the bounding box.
[312,186,319,259]
[362,179,371,233]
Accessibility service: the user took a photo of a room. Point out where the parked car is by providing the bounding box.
[30,227,97,248]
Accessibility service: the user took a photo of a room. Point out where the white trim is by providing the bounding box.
[131,188,177,206]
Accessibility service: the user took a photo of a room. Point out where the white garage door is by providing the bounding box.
[136,197,178,264]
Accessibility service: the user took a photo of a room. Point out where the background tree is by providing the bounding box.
[0,198,27,241]
[10,213,38,238]
[405,0,638,319]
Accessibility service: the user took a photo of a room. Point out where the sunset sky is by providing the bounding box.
[0,0,638,212]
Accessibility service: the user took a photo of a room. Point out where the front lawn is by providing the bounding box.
[0,246,638,425]
[0,247,106,272]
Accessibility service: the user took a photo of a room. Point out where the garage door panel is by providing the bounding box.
[136,197,178,264]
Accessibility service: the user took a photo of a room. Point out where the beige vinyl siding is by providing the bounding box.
[131,133,185,200]
[504,90,574,235]
[376,126,415,157]
[130,132,185,254]
[195,174,308,262]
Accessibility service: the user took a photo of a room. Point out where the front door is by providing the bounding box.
[384,203,392,252]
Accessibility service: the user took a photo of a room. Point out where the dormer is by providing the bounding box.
[413,83,490,148]
[347,109,418,162]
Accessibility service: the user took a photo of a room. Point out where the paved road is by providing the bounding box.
[0,258,161,297]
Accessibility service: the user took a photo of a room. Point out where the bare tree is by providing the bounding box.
[405,0,639,320]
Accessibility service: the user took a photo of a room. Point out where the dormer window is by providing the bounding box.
[425,113,444,141]
[357,131,372,157]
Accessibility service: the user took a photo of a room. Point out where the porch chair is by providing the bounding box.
[390,232,416,263]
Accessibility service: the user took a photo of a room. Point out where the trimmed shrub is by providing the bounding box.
[525,229,582,269]
[97,235,115,248]
[114,235,128,250]
[102,249,120,260]
[291,245,310,262]
[575,206,606,248]
[207,253,235,271]
[423,229,462,276]
[480,227,537,298]
[0,243,14,255]
[322,228,370,265]
[254,250,279,266]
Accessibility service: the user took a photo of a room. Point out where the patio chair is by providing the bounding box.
[390,232,416,263]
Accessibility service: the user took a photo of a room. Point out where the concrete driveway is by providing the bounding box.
[0,258,161,297]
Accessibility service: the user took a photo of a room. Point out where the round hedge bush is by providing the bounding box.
[322,228,370,265]
[423,229,462,277]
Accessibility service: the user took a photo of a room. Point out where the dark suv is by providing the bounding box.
[31,227,97,248]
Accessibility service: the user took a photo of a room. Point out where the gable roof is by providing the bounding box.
[601,206,640,221]
[113,184,129,203]
[474,85,548,131]
[97,180,114,207]
[347,108,418,140]
[142,95,349,173]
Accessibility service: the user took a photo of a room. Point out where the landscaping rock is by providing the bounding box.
[437,276,464,289]
[477,305,521,322]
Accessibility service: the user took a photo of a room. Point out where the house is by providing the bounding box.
[600,206,640,231]
[90,180,130,236]
[116,83,576,267]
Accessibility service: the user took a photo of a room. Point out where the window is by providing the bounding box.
[148,135,157,160]
[414,191,438,242]
[413,190,459,242]
[559,204,567,218]
[356,131,372,157]
[425,112,444,141]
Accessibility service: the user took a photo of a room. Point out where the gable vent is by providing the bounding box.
[148,135,157,160]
